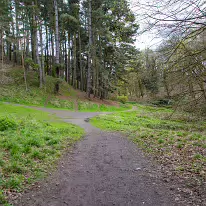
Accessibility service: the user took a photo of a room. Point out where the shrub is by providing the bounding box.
[151,99,173,107]
[120,103,131,109]
[0,117,17,131]
[25,58,39,70]
[117,96,128,104]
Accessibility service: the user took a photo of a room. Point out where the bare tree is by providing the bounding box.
[133,0,206,47]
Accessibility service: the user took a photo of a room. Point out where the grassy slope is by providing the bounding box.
[0,103,84,204]
[91,104,206,188]
[0,67,131,112]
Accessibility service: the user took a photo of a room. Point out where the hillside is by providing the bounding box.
[0,64,130,112]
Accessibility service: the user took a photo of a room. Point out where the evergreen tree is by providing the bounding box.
[0,0,139,99]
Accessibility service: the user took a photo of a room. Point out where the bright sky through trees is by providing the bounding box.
[130,0,206,50]
[129,0,162,50]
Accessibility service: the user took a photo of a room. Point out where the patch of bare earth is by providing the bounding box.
[58,89,120,107]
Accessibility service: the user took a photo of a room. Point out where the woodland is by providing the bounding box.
[0,0,139,100]
[0,0,206,116]
[0,0,206,205]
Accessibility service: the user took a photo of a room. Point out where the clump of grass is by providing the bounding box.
[193,154,203,159]
[0,190,7,205]
[0,117,17,131]
[176,166,185,171]
[176,143,184,149]
[158,139,164,144]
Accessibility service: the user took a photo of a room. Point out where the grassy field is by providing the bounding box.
[91,104,206,187]
[0,103,84,205]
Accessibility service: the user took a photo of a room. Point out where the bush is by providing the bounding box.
[25,58,39,70]
[117,96,128,104]
[0,117,17,131]
[119,103,131,109]
[151,99,173,106]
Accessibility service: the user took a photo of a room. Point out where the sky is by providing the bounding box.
[129,0,162,50]
[129,0,206,50]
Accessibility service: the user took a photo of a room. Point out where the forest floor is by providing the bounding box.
[12,107,205,206]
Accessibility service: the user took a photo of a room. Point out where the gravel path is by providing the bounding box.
[15,108,179,206]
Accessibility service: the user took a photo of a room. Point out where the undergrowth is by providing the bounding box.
[0,103,84,204]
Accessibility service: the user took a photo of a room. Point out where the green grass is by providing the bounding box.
[0,103,84,204]
[77,101,131,112]
[91,104,206,185]
[0,84,75,110]
[0,85,131,112]
[0,67,132,112]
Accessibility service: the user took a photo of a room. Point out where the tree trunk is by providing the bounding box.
[54,0,60,78]
[31,1,37,64]
[45,25,49,75]
[22,37,28,91]
[138,78,144,98]
[60,40,63,77]
[51,31,55,75]
[64,33,68,82]
[36,27,42,88]
[0,32,2,62]
[98,37,103,98]
[39,25,45,86]
[87,0,92,98]
[79,29,83,91]
[67,32,71,84]
[93,38,96,97]
[6,33,12,61]
[73,33,77,89]
[15,0,19,64]
[25,29,30,72]
[1,31,3,70]
[11,18,17,65]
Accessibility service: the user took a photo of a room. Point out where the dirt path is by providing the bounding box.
[15,108,179,206]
